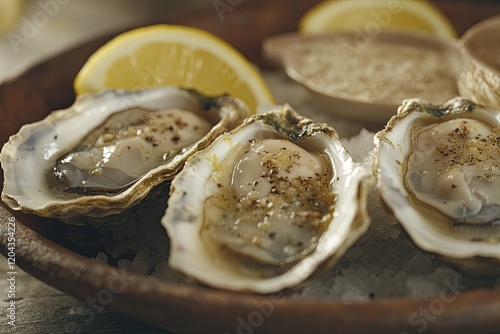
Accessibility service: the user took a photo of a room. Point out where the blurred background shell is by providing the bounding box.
[458,15,500,110]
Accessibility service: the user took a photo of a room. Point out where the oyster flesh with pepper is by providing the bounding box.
[1,86,249,225]
[163,106,371,293]
[374,97,500,272]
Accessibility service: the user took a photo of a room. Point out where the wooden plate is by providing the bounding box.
[1,1,500,333]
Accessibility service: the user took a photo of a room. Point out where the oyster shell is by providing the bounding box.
[1,87,249,225]
[162,107,371,293]
[374,97,500,271]
[458,15,500,110]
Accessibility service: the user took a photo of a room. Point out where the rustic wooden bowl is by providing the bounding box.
[1,1,500,333]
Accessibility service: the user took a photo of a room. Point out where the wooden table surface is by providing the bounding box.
[2,1,500,333]
[0,256,172,333]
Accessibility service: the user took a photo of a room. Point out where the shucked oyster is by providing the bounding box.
[1,86,248,225]
[163,107,370,293]
[374,97,500,271]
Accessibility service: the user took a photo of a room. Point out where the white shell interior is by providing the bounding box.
[163,108,370,293]
[375,98,500,261]
[1,86,247,221]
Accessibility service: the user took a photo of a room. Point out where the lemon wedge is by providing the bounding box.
[74,24,274,113]
[0,0,25,34]
[299,0,457,39]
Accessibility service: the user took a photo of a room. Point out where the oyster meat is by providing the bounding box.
[374,97,500,270]
[163,107,371,293]
[1,86,248,225]
[53,107,213,197]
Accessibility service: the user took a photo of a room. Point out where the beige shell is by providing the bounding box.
[374,97,500,273]
[1,87,249,226]
[263,30,461,124]
[458,15,500,110]
[163,106,371,293]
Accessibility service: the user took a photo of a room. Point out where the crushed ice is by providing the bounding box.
[75,70,499,300]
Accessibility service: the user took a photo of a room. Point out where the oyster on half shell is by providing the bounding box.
[374,97,500,272]
[1,86,248,225]
[162,107,371,293]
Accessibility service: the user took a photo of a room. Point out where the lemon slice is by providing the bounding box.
[0,0,25,34]
[299,0,457,39]
[74,24,274,113]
